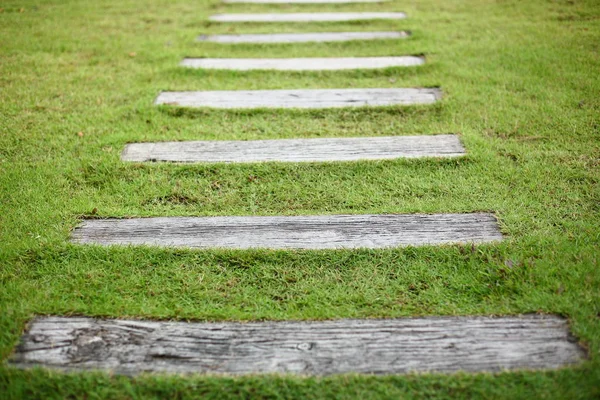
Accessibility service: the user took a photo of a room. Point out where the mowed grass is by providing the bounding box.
[1,0,599,398]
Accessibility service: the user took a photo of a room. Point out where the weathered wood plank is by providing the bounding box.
[197,31,409,43]
[209,12,407,22]
[121,135,465,163]
[224,0,389,3]
[70,213,502,249]
[180,56,424,71]
[154,88,441,109]
[10,315,584,375]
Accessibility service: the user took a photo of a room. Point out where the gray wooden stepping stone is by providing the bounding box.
[155,88,441,109]
[198,31,409,43]
[180,56,424,71]
[121,135,465,163]
[71,213,502,249]
[209,12,407,22]
[10,315,584,375]
[224,0,389,3]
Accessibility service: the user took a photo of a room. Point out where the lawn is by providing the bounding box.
[1,0,599,398]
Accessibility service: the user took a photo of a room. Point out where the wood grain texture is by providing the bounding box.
[71,213,502,249]
[121,135,465,163]
[209,12,407,22]
[224,0,388,3]
[154,88,441,109]
[180,56,424,71]
[197,31,409,43]
[10,315,584,375]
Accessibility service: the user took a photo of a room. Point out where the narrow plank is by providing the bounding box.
[180,56,424,71]
[197,31,409,43]
[11,315,584,375]
[209,12,407,22]
[70,213,502,249]
[121,135,465,163]
[224,0,388,3]
[154,88,441,109]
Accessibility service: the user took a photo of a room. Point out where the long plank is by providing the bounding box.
[224,0,388,3]
[11,315,584,375]
[71,213,502,249]
[121,135,465,163]
[180,56,424,71]
[209,12,406,22]
[155,88,441,109]
[197,31,409,43]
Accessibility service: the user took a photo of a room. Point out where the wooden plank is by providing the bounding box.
[121,135,465,163]
[180,56,424,71]
[224,0,389,3]
[70,213,502,249]
[197,31,409,43]
[209,12,407,22]
[10,315,584,375]
[154,88,441,109]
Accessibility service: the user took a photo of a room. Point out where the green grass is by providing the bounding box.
[1,0,599,398]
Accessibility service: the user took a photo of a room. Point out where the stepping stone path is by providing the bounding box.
[155,88,441,109]
[71,214,502,249]
[181,56,424,71]
[13,0,585,377]
[198,31,409,43]
[121,135,465,163]
[209,12,406,22]
[11,315,584,375]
